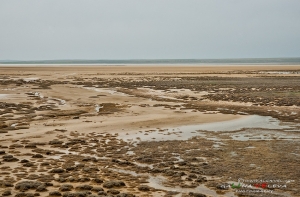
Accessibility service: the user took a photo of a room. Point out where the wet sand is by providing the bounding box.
[0,65,300,197]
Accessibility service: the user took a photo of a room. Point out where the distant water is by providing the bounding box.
[1,58,300,65]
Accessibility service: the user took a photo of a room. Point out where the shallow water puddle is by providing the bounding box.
[120,115,294,142]
[51,98,66,105]
[110,168,236,197]
[259,71,299,74]
[22,77,39,82]
[83,86,127,96]
[232,132,300,141]
[0,94,9,99]
[95,104,103,112]
[0,93,26,100]
[196,115,290,132]
[149,176,237,197]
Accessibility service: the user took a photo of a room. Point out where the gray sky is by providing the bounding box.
[1,0,300,60]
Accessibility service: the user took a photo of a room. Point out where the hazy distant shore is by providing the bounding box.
[1,64,300,67]
[1,57,300,65]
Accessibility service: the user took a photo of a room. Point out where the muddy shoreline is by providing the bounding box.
[0,66,299,197]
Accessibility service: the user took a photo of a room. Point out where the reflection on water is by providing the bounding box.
[0,94,9,99]
[120,115,296,142]
[110,168,236,197]
[22,78,39,82]
[83,86,127,96]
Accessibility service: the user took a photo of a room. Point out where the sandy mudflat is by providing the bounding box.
[0,65,300,197]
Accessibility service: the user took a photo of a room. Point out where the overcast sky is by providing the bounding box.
[1,0,300,60]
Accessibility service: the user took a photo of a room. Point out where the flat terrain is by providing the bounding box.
[0,65,299,197]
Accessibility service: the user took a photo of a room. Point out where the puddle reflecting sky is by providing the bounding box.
[120,115,298,142]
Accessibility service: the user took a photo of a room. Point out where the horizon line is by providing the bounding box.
[1,57,300,62]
